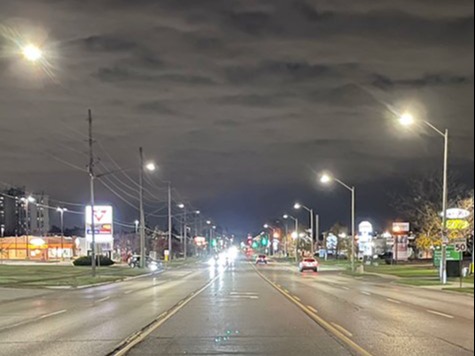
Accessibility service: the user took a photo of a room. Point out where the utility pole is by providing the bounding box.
[139,147,146,269]
[168,182,173,261]
[88,109,97,277]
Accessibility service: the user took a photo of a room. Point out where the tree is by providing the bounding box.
[328,223,349,259]
[392,172,470,251]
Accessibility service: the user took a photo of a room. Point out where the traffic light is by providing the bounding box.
[261,236,269,247]
[252,241,259,249]
[211,239,217,248]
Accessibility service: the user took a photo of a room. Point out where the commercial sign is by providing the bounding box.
[85,205,113,244]
[434,245,462,267]
[393,236,409,262]
[392,222,410,234]
[441,208,471,220]
[446,219,471,231]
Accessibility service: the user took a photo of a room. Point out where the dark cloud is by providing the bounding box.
[75,35,138,52]
[372,73,473,90]
[0,0,473,235]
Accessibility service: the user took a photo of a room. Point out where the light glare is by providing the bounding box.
[400,113,415,127]
[22,44,43,62]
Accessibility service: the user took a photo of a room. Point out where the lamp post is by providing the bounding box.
[321,174,356,272]
[21,196,36,260]
[399,113,450,284]
[263,224,277,256]
[138,147,157,269]
[284,214,299,263]
[294,203,316,256]
[57,207,68,260]
[178,204,188,260]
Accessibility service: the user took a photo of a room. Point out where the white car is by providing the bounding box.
[299,258,319,273]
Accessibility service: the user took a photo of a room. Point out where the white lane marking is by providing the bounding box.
[308,306,318,314]
[284,289,290,293]
[427,310,455,319]
[331,323,354,338]
[97,296,111,303]
[387,298,401,304]
[124,290,134,295]
[340,286,350,291]
[293,296,302,302]
[229,296,259,300]
[361,291,372,296]
[230,292,258,295]
[39,310,67,319]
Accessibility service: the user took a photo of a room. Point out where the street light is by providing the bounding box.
[21,196,36,259]
[284,214,300,263]
[21,44,43,62]
[294,203,316,256]
[178,203,188,259]
[139,147,157,269]
[57,207,68,260]
[320,173,356,272]
[398,112,450,284]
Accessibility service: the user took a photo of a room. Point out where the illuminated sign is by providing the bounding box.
[442,208,471,220]
[85,205,113,243]
[393,222,410,234]
[446,219,471,231]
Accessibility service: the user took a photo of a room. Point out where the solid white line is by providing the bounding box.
[97,297,111,303]
[331,323,354,338]
[308,306,318,314]
[40,310,67,319]
[427,310,455,319]
[387,298,401,304]
[361,291,372,296]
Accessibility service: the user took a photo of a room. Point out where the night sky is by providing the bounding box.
[0,0,474,236]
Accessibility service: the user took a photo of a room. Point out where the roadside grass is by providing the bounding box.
[0,265,148,288]
[442,287,474,295]
[364,264,438,278]
[396,279,442,286]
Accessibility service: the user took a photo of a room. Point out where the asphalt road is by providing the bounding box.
[0,263,214,356]
[127,261,352,356]
[1,259,473,356]
[258,262,474,356]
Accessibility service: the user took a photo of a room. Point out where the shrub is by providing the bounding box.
[73,256,115,267]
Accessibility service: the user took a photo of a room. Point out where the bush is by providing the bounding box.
[73,256,115,267]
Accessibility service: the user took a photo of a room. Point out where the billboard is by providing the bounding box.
[393,222,410,234]
[85,206,113,244]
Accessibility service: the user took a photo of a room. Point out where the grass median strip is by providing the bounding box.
[0,265,148,288]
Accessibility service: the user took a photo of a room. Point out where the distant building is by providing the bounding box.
[0,188,51,237]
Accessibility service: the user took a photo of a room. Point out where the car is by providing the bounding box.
[299,258,319,273]
[256,255,268,265]
[128,255,163,271]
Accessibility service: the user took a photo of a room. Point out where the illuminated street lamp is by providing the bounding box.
[320,173,356,272]
[21,196,36,259]
[139,147,158,268]
[294,203,317,256]
[56,207,68,260]
[398,112,450,284]
[21,44,43,62]
[178,203,188,259]
[284,214,300,263]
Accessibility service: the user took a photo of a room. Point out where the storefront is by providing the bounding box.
[0,236,76,261]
